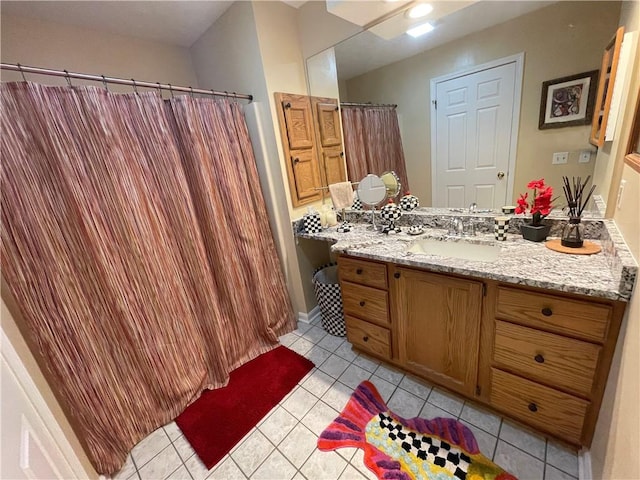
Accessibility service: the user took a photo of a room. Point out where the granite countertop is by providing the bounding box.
[295,211,637,302]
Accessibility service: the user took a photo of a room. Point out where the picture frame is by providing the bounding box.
[538,70,599,130]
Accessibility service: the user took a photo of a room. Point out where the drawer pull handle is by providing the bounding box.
[528,403,538,412]
[534,354,545,364]
[541,307,553,317]
[356,268,363,275]
[394,272,400,279]
[359,301,366,307]
[363,336,369,342]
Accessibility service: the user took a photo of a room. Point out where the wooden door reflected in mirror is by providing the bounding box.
[590,26,625,147]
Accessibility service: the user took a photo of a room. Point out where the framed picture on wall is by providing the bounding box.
[538,70,599,129]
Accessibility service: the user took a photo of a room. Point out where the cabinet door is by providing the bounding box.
[316,102,342,147]
[394,268,483,395]
[282,97,314,150]
[291,149,322,201]
[275,92,322,206]
[321,147,347,187]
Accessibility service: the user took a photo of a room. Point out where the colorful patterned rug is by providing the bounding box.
[318,381,517,480]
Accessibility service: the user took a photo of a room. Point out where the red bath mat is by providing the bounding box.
[176,345,314,469]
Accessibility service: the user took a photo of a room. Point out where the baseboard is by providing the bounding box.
[298,305,321,324]
[578,449,592,480]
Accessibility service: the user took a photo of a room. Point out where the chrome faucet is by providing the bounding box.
[448,217,464,236]
[468,202,477,214]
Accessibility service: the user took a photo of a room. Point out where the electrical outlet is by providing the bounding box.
[579,150,592,163]
[552,152,569,165]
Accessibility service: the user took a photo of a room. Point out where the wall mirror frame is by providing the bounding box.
[306,1,627,216]
[590,26,625,147]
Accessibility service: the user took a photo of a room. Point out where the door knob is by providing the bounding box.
[497,171,505,179]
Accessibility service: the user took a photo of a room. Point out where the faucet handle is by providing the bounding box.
[468,202,477,213]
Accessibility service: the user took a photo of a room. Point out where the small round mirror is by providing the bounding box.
[380,171,401,200]
[357,174,386,207]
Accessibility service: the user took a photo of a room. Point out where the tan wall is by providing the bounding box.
[0,14,198,90]
[344,1,620,206]
[593,0,640,217]
[253,0,332,311]
[190,1,330,315]
[591,1,640,478]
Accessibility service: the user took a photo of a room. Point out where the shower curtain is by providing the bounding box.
[1,82,295,474]
[341,105,410,193]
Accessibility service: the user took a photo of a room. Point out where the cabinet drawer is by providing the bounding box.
[494,321,601,398]
[491,368,589,444]
[496,287,611,343]
[342,281,389,326]
[338,257,387,289]
[345,315,391,359]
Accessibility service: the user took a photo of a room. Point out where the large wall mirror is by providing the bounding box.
[306,1,626,214]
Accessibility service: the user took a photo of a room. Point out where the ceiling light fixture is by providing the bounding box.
[406,21,434,37]
[407,3,433,19]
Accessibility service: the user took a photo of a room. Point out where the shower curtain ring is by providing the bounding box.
[131,79,138,95]
[64,70,72,87]
[156,82,162,98]
[168,84,174,98]
[189,86,194,98]
[17,63,27,82]
[101,75,109,91]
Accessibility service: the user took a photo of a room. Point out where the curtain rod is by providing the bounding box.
[0,63,253,102]
[340,102,397,108]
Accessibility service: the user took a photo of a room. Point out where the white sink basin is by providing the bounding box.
[407,238,501,262]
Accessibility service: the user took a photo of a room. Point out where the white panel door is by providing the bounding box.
[434,62,517,208]
[1,327,88,480]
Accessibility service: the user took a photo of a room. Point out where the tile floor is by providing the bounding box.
[114,319,580,480]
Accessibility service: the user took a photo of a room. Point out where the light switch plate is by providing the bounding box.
[552,152,569,164]
[579,150,592,163]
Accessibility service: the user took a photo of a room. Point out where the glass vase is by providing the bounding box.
[561,217,584,248]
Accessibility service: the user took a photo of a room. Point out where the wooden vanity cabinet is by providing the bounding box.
[338,256,393,361]
[337,254,627,448]
[391,265,483,397]
[478,282,626,447]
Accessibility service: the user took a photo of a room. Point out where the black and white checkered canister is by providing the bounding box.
[303,210,323,234]
[312,264,346,337]
[400,193,419,211]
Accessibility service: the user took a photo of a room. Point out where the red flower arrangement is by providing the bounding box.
[515,179,554,226]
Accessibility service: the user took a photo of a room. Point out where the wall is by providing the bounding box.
[190,1,330,315]
[0,13,198,89]
[0,13,202,478]
[591,1,640,478]
[593,0,640,217]
[343,1,620,205]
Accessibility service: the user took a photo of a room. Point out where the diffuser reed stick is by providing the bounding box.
[562,175,596,218]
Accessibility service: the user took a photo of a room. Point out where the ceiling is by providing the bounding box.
[334,1,554,80]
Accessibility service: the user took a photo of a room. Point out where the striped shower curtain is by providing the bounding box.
[1,82,294,474]
[341,105,410,193]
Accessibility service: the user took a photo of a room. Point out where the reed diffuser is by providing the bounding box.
[561,176,596,248]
